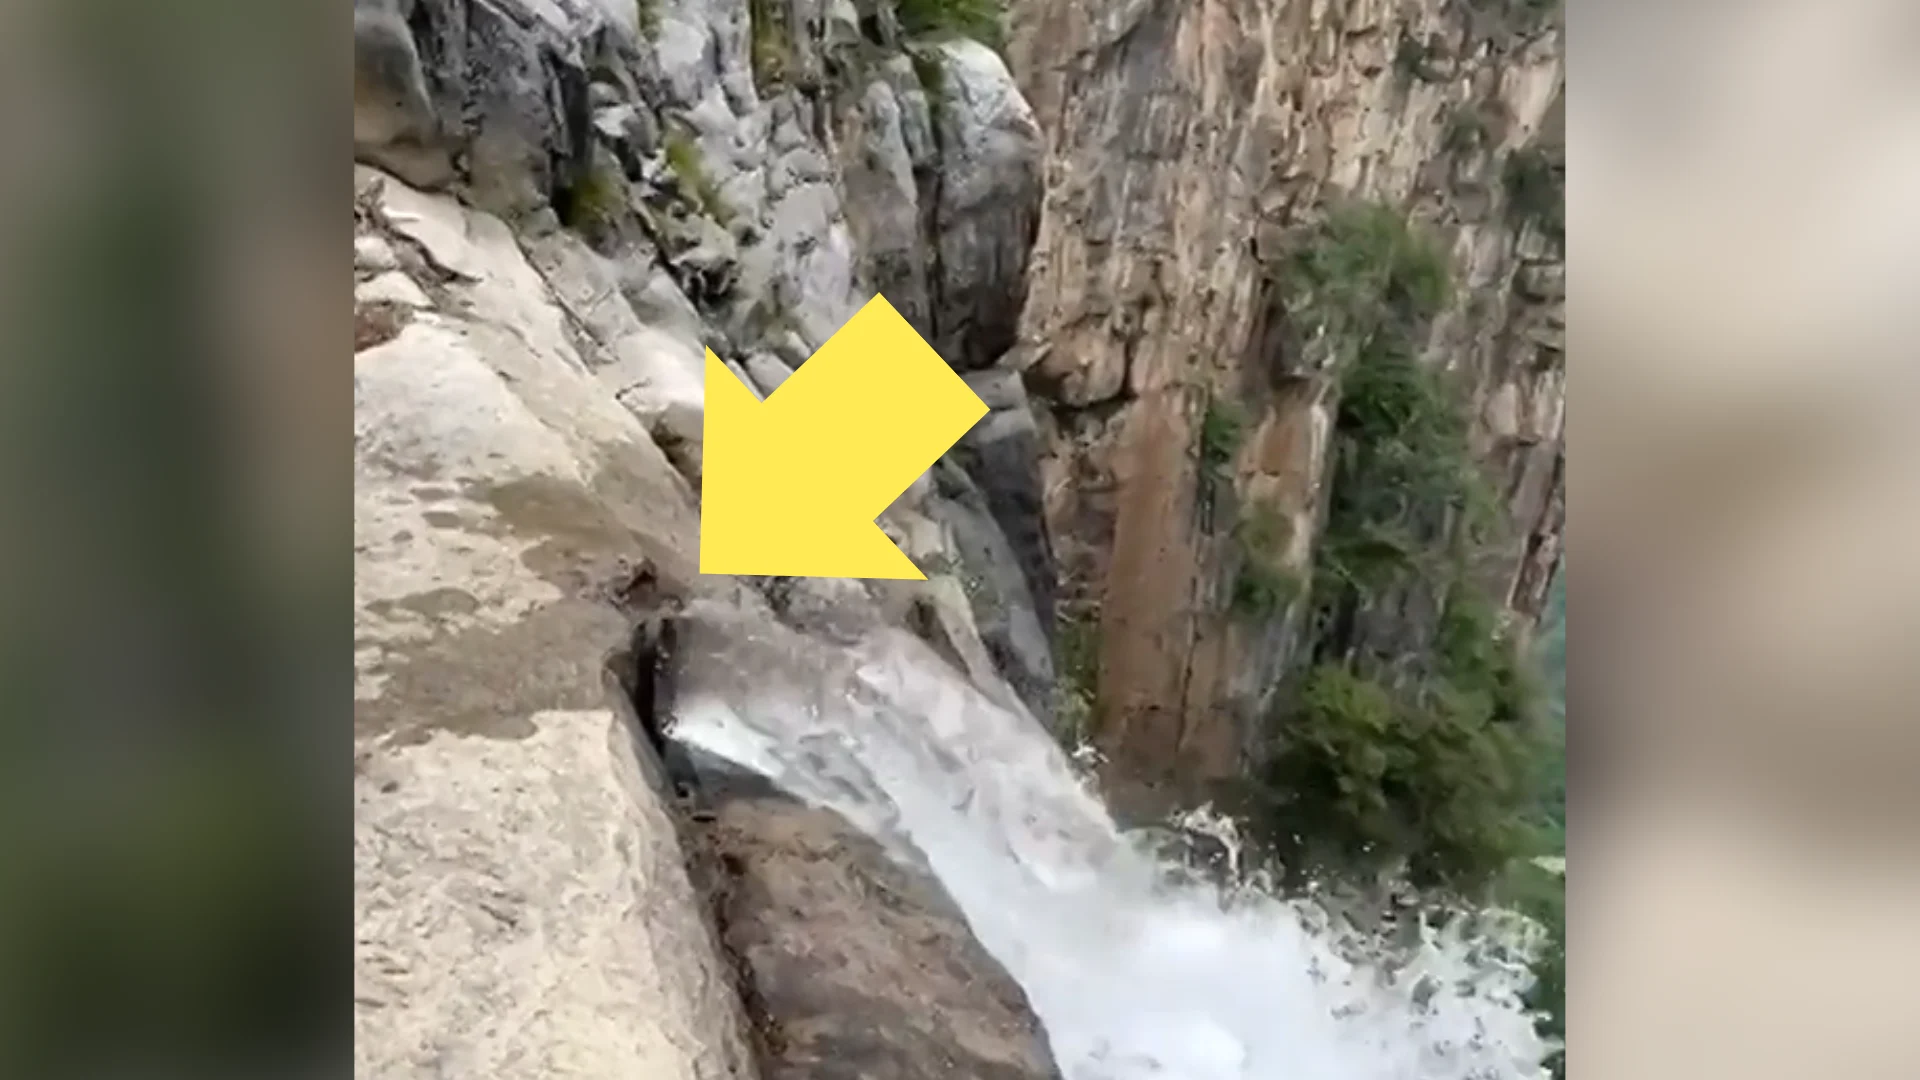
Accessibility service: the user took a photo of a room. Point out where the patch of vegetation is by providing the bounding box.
[1392,32,1443,84]
[1263,625,1546,889]
[1053,612,1102,746]
[1274,201,1474,589]
[557,156,628,237]
[1233,559,1302,619]
[896,0,1006,51]
[1195,396,1246,527]
[633,0,659,40]
[1200,398,1245,474]
[1515,565,1566,1078]
[1277,201,1452,375]
[1200,404,1304,621]
[1489,570,1566,1078]
[1244,200,1556,895]
[1502,146,1564,247]
[1496,853,1565,1078]
[1230,502,1300,619]
[747,0,793,89]
[1441,103,1495,159]
[1295,211,1491,603]
[662,129,733,225]
[1314,337,1501,598]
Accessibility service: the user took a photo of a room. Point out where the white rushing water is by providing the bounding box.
[669,603,1555,1080]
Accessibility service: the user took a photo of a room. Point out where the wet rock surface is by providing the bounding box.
[674,752,1064,1080]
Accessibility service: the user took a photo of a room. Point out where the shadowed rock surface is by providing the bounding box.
[676,754,1064,1080]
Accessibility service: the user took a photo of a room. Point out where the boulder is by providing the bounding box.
[924,458,1056,718]
[923,40,1044,370]
[676,757,1064,1080]
[354,165,750,1079]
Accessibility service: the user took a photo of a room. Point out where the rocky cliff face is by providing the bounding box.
[1003,0,1565,805]
[354,0,1063,1075]
[354,0,1564,1071]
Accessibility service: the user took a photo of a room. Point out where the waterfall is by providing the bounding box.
[667,601,1555,1080]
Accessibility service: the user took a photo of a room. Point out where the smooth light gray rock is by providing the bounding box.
[764,180,859,346]
[950,370,1057,656]
[926,460,1056,718]
[354,233,401,275]
[595,101,662,169]
[356,270,434,309]
[823,0,863,49]
[651,0,757,118]
[399,0,593,215]
[354,168,748,1080]
[880,55,938,168]
[744,352,794,396]
[835,79,933,337]
[924,40,1044,370]
[354,2,460,188]
[524,229,712,450]
[621,262,710,346]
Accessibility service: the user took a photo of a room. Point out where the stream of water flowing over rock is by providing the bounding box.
[668,602,1554,1080]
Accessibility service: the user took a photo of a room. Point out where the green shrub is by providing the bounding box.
[1233,560,1302,618]
[1278,201,1452,374]
[1195,396,1246,526]
[1260,660,1544,890]
[1053,612,1102,745]
[1441,103,1494,158]
[1248,200,1556,894]
[663,130,732,224]
[1200,399,1245,474]
[896,0,1006,50]
[1502,146,1564,246]
[1056,613,1099,694]
[1277,203,1481,597]
[1276,203,1477,606]
[1392,32,1441,84]
[1497,857,1565,1079]
[1436,589,1545,726]
[1230,502,1300,618]
[558,158,628,236]
[1504,567,1567,1077]
[1314,331,1495,597]
[747,0,792,88]
[1533,569,1566,838]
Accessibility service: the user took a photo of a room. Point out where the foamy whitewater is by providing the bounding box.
[669,601,1555,1080]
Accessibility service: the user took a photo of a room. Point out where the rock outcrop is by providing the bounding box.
[352,165,753,1078]
[678,757,1063,1080]
[354,0,1062,1074]
[1003,0,1567,802]
[353,155,1057,1075]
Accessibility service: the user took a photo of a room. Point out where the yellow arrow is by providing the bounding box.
[699,294,988,579]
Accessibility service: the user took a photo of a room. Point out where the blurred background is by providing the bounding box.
[1573,2,1920,1076]
[1,0,1917,1076]
[0,1,344,1076]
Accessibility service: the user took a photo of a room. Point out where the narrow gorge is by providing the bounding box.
[352,0,1566,1075]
